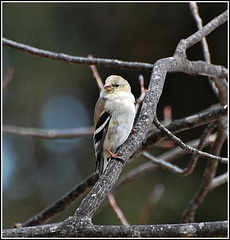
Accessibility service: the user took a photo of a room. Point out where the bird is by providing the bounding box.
[93,75,136,175]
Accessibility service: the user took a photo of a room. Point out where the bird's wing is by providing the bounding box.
[93,98,111,174]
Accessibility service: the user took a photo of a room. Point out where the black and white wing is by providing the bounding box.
[93,98,111,175]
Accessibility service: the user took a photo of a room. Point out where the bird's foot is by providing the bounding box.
[107,150,125,163]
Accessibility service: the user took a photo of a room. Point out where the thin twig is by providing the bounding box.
[179,122,217,176]
[142,123,216,177]
[135,75,147,113]
[189,2,211,62]
[3,38,154,72]
[152,117,227,164]
[142,151,188,175]
[108,193,130,226]
[189,2,226,102]
[174,10,228,55]
[3,125,94,139]
[88,54,104,91]
[144,105,227,150]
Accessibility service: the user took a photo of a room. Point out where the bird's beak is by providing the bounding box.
[104,84,112,91]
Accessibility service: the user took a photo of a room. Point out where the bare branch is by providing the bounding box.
[108,194,130,226]
[2,38,154,72]
[142,122,217,177]
[152,117,227,164]
[142,151,188,175]
[144,105,227,150]
[179,122,217,176]
[3,37,227,78]
[3,125,94,139]
[174,10,228,56]
[190,2,219,97]
[189,2,211,63]
[18,138,208,228]
[135,75,147,113]
[2,221,228,237]
[189,3,227,104]
[88,54,104,90]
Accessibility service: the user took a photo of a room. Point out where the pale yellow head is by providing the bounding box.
[103,75,131,94]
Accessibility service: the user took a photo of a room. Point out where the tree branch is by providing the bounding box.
[88,54,104,90]
[174,10,227,56]
[152,117,227,164]
[3,125,94,139]
[144,105,227,150]
[3,221,228,237]
[189,2,220,96]
[142,121,218,177]
[2,37,154,72]
[108,193,130,226]
[3,37,227,77]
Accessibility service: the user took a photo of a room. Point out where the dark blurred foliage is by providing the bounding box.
[2,2,227,228]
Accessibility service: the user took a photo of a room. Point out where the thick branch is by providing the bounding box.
[3,221,227,238]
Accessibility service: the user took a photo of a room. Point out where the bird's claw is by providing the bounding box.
[107,150,125,163]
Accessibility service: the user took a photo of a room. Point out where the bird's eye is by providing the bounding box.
[114,84,120,88]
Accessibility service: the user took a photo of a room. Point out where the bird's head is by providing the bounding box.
[103,75,131,94]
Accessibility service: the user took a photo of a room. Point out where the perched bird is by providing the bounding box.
[93,75,136,175]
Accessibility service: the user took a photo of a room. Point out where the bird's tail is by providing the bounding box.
[96,151,109,175]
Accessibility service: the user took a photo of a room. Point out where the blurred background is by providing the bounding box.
[2,2,227,228]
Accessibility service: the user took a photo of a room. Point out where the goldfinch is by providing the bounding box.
[93,75,136,175]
